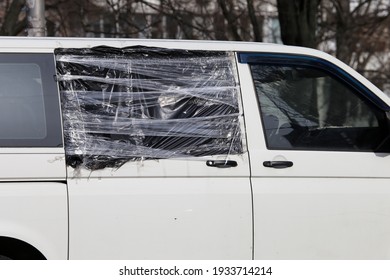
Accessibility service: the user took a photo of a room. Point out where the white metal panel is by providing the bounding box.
[67,155,249,179]
[0,37,388,106]
[0,182,68,259]
[65,50,252,259]
[68,177,252,260]
[251,150,390,178]
[0,149,65,181]
[252,178,390,259]
[238,60,390,259]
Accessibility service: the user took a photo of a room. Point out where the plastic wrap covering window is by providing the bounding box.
[55,46,243,170]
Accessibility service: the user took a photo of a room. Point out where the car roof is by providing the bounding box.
[1,36,389,107]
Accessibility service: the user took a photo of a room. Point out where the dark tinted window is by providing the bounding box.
[0,54,62,147]
[250,64,389,152]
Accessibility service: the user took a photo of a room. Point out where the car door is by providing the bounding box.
[0,53,67,259]
[238,52,390,259]
[56,47,253,259]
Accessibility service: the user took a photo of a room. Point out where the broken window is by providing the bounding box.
[55,46,243,170]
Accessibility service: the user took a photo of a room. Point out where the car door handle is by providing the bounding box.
[206,160,238,168]
[263,161,293,169]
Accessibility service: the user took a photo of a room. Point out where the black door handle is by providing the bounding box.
[263,161,293,169]
[206,160,238,168]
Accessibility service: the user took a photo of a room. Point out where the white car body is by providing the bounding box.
[0,37,389,259]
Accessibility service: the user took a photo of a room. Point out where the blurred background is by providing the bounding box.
[0,0,389,94]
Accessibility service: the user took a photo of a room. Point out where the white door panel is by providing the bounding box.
[239,55,390,259]
[253,178,390,259]
[62,49,252,259]
[251,150,390,178]
[68,176,252,259]
[67,156,249,179]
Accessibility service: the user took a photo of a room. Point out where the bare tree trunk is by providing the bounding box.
[0,0,27,36]
[333,0,351,63]
[217,0,242,41]
[246,0,262,41]
[277,0,320,48]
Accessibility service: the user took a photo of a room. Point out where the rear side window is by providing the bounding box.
[55,46,243,170]
[0,54,62,147]
[250,63,390,152]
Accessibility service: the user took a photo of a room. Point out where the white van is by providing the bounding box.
[0,37,389,260]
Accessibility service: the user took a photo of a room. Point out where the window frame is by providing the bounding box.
[0,53,63,147]
[239,52,390,153]
[239,53,390,111]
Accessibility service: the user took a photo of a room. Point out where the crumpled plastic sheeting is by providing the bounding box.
[55,46,243,170]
